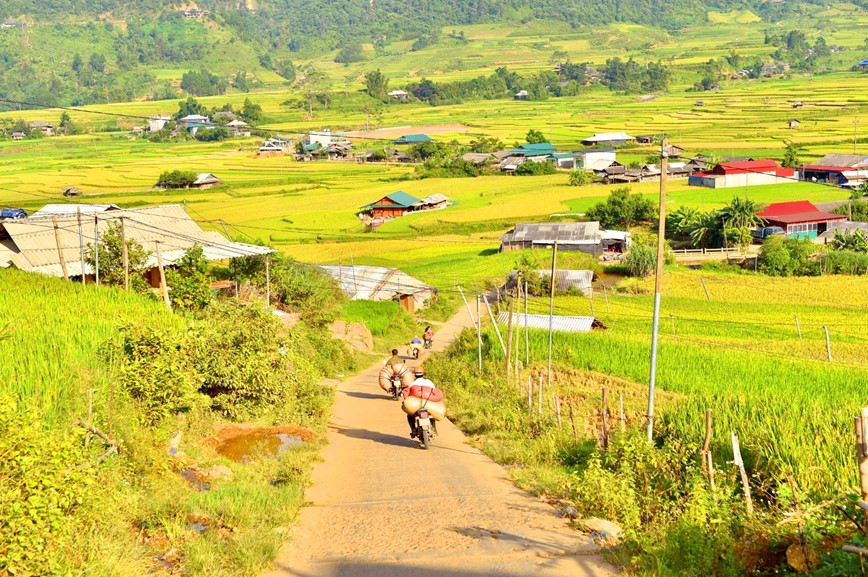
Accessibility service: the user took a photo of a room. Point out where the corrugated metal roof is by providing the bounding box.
[496,312,599,333]
[318,265,432,303]
[31,204,121,218]
[1,204,273,277]
[817,220,868,240]
[501,222,601,245]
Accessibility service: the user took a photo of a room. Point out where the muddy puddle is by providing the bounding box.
[211,425,315,463]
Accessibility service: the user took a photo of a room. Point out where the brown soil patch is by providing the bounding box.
[208,423,317,446]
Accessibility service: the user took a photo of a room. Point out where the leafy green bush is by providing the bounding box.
[758,236,816,276]
[586,187,656,228]
[821,249,868,275]
[156,169,198,188]
[625,242,656,277]
[85,222,153,294]
[193,126,229,142]
[568,169,595,186]
[269,256,346,327]
[0,397,93,575]
[166,244,212,310]
[514,160,557,176]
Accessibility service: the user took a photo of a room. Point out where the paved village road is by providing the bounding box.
[263,304,618,577]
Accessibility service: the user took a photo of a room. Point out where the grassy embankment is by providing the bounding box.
[427,267,868,574]
[0,269,352,576]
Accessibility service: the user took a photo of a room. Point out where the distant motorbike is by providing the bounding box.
[407,342,421,359]
[423,338,433,350]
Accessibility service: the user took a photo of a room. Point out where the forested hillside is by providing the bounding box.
[0,0,864,109]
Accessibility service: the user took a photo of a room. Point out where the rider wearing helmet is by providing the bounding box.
[405,366,438,437]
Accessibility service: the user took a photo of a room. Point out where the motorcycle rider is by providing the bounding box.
[385,348,403,367]
[423,326,434,348]
[405,366,438,438]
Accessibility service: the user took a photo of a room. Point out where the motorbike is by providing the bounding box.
[389,372,403,400]
[411,406,435,449]
[423,337,433,350]
[407,342,421,359]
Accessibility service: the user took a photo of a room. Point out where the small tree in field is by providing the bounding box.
[166,245,212,310]
[568,170,594,186]
[156,170,198,188]
[525,129,546,144]
[625,242,656,278]
[85,223,152,293]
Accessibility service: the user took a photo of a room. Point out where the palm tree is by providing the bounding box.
[667,206,699,238]
[688,210,721,248]
[718,196,766,252]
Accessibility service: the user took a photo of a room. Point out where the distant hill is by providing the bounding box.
[0,0,863,110]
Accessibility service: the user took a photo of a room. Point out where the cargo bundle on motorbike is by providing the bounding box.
[378,363,410,400]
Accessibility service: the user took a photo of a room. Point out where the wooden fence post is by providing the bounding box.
[700,276,711,301]
[731,432,753,516]
[702,409,715,491]
[856,408,868,531]
[601,387,609,449]
[568,403,578,442]
[555,394,562,429]
[619,392,625,432]
[482,295,507,356]
[823,325,832,362]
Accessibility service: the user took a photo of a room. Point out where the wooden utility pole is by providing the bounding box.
[823,325,832,362]
[601,387,609,449]
[547,241,558,388]
[458,285,478,330]
[77,208,85,284]
[120,216,129,291]
[155,242,171,310]
[646,138,668,443]
[524,281,529,365]
[52,217,69,281]
[795,314,802,341]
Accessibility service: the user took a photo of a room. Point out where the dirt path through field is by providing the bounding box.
[263,306,617,577]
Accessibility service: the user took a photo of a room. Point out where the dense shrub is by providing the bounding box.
[156,169,198,188]
[821,250,868,275]
[165,244,212,310]
[0,398,93,575]
[85,222,152,294]
[758,236,816,276]
[514,160,557,176]
[586,187,657,228]
[625,242,656,277]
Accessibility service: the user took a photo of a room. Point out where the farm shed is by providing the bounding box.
[360,191,421,219]
[412,193,450,211]
[500,222,631,256]
[393,134,432,144]
[800,165,853,184]
[688,160,795,189]
[462,152,495,165]
[812,153,868,168]
[815,221,868,244]
[317,265,433,311]
[581,132,634,146]
[788,119,801,129]
[496,312,606,333]
[388,90,409,101]
[192,173,221,189]
[514,90,529,100]
[0,204,272,285]
[575,147,616,169]
[757,201,847,240]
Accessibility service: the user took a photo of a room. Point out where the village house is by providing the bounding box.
[514,90,529,101]
[177,114,213,136]
[317,265,433,313]
[816,221,868,244]
[788,119,801,129]
[10,131,25,141]
[757,201,846,240]
[500,222,631,257]
[0,204,271,286]
[259,137,290,154]
[688,160,795,189]
[226,119,250,137]
[392,134,432,145]
[327,141,353,160]
[581,132,634,146]
[499,142,557,172]
[388,90,410,101]
[30,121,54,136]
[461,152,495,166]
[801,153,868,183]
[359,191,450,220]
[148,116,171,132]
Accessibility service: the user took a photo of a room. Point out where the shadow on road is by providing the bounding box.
[272,555,610,577]
[341,390,391,401]
[331,424,416,448]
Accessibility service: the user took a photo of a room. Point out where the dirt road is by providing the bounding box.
[264,307,617,577]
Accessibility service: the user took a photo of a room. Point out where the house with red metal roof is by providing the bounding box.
[688,160,795,189]
[757,201,846,240]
